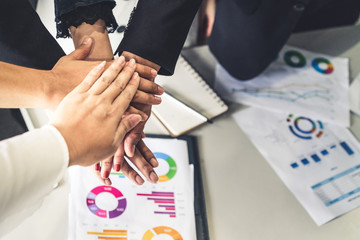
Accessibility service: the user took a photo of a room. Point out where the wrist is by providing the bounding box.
[70,20,113,61]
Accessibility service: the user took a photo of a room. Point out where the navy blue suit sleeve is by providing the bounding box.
[0,0,64,69]
[115,0,202,75]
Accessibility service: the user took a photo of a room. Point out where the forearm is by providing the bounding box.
[70,19,113,61]
[70,20,160,71]
[0,61,53,108]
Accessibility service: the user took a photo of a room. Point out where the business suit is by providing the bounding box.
[0,0,201,75]
[209,0,360,80]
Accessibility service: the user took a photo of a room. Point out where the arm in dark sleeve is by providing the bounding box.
[55,0,117,38]
[115,0,202,75]
[0,0,65,70]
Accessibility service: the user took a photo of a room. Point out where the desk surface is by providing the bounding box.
[182,24,360,240]
[3,25,360,240]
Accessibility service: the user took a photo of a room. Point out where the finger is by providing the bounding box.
[103,61,137,101]
[115,114,143,145]
[127,147,159,184]
[139,77,164,95]
[67,37,93,60]
[89,56,126,95]
[91,165,112,185]
[132,90,162,105]
[120,160,145,185]
[141,132,146,139]
[74,61,106,93]
[124,124,144,157]
[136,63,157,81]
[137,139,158,167]
[101,157,113,179]
[113,144,125,172]
[111,71,140,114]
[124,106,148,121]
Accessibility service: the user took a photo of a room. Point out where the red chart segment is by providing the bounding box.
[87,186,127,219]
[137,191,176,218]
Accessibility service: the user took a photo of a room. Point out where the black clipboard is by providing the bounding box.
[147,134,210,240]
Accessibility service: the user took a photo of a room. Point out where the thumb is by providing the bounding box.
[116,114,143,143]
[67,37,93,60]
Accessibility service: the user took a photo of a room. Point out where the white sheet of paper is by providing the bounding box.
[215,45,350,126]
[350,73,360,116]
[233,107,360,225]
[68,137,196,240]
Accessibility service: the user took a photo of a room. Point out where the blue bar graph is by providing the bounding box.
[340,141,354,155]
[301,158,310,165]
[291,163,299,169]
[311,154,321,163]
[321,149,329,156]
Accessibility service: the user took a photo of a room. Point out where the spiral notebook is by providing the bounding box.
[148,56,228,137]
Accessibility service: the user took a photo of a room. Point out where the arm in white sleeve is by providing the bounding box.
[0,125,69,235]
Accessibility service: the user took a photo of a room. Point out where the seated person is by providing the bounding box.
[198,0,360,80]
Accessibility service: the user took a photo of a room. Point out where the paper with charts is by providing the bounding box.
[215,45,350,126]
[233,107,360,225]
[68,137,196,240]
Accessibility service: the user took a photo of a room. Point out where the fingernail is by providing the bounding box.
[102,171,109,178]
[133,72,139,79]
[129,58,136,67]
[104,178,112,186]
[151,69,158,77]
[150,171,158,183]
[131,145,136,155]
[135,175,144,185]
[155,96,162,103]
[115,164,120,172]
[96,61,106,69]
[157,86,164,95]
[117,56,125,64]
[95,164,100,171]
[81,37,91,45]
[150,158,158,167]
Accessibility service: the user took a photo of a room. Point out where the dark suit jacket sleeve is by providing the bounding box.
[115,0,202,75]
[0,0,65,70]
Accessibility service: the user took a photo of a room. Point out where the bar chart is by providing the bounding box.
[87,229,127,240]
[290,140,355,169]
[137,191,176,218]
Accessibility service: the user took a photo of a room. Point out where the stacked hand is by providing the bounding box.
[50,56,144,167]
[68,21,163,186]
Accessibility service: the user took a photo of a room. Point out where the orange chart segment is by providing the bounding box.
[142,226,182,240]
[87,229,127,240]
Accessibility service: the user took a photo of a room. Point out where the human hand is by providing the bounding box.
[197,0,216,44]
[50,57,143,166]
[47,37,112,110]
[92,52,161,186]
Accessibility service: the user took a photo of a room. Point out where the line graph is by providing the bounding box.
[232,83,332,102]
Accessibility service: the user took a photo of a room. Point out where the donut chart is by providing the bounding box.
[142,226,183,240]
[312,57,334,74]
[284,50,306,68]
[287,114,324,140]
[154,152,177,182]
[86,186,126,218]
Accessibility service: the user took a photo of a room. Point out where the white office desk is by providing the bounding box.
[2,24,360,240]
[181,24,360,240]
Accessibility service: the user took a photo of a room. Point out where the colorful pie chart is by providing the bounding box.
[86,186,126,219]
[154,152,177,182]
[311,57,334,74]
[284,50,306,68]
[142,226,183,240]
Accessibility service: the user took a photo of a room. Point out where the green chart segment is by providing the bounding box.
[154,152,177,182]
